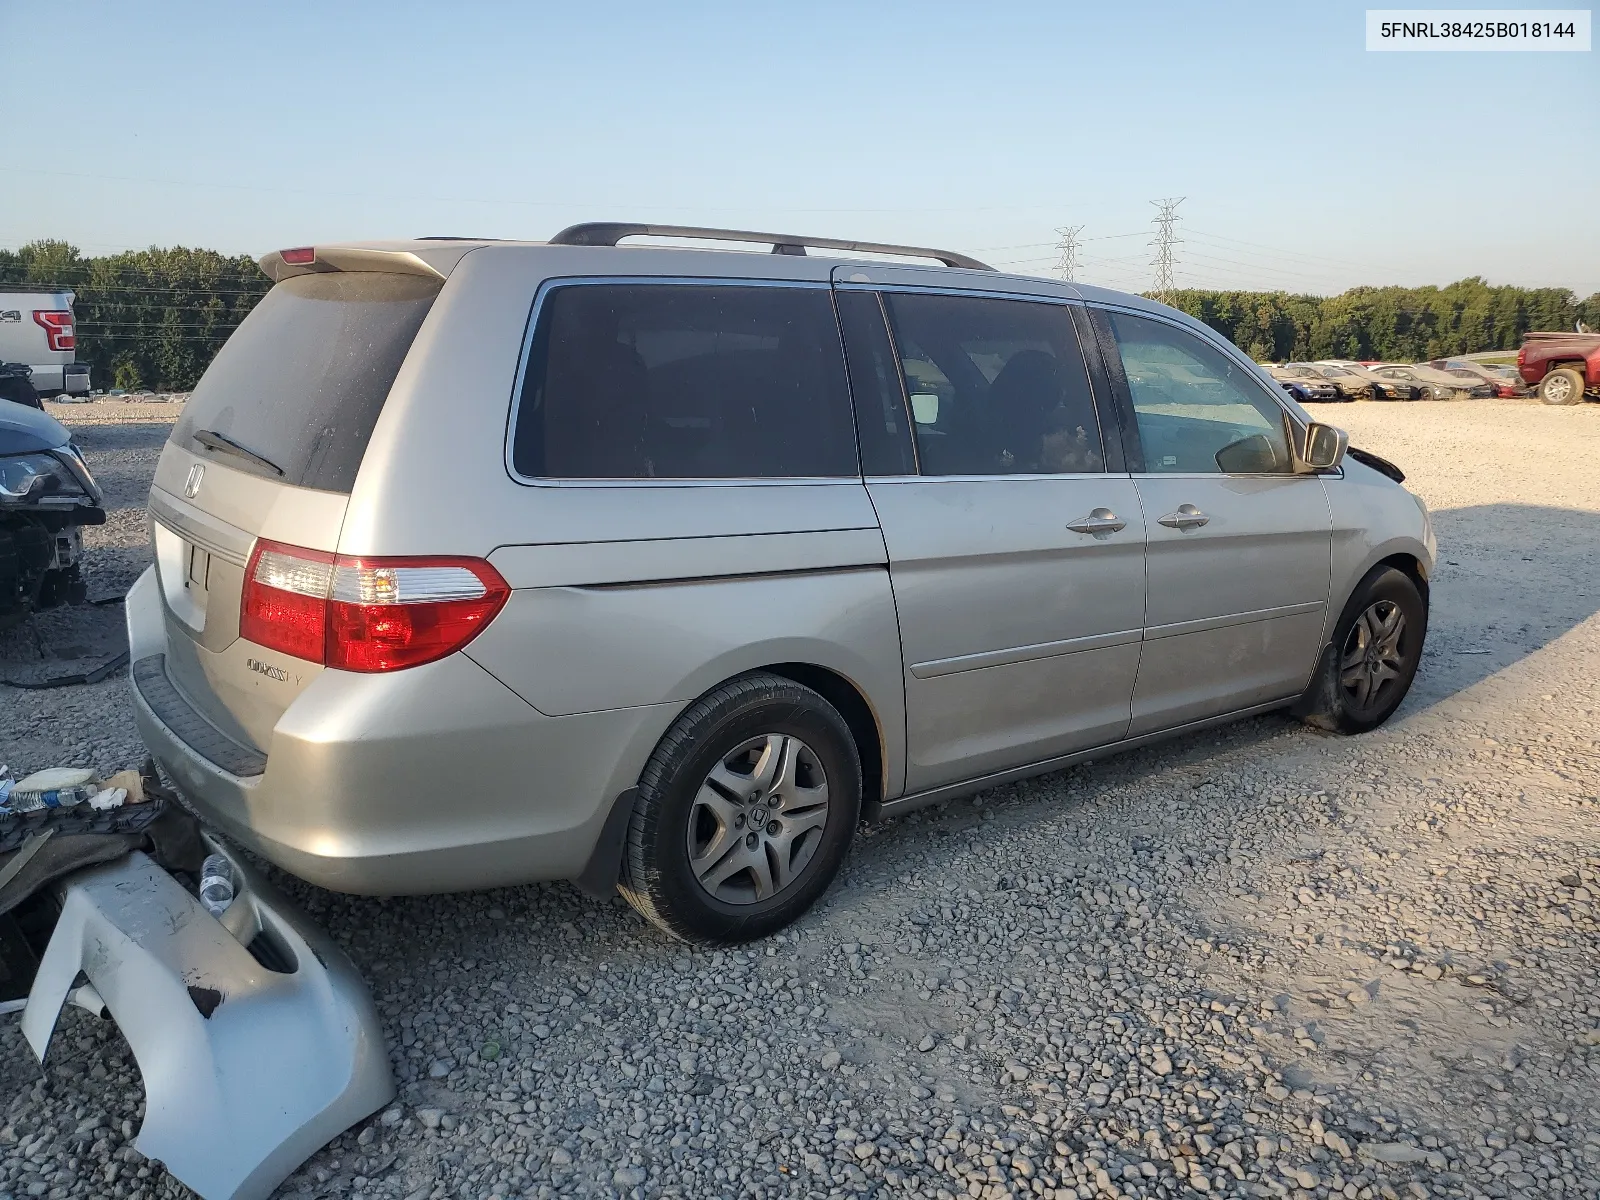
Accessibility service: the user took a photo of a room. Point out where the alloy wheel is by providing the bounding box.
[1340,600,1407,711]
[686,734,831,905]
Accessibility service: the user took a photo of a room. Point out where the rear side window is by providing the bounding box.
[511,283,856,480]
[174,272,440,492]
[882,293,1105,476]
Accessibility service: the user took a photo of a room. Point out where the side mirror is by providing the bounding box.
[1301,422,1348,471]
[1215,434,1282,474]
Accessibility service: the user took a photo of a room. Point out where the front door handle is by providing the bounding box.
[1066,507,1127,536]
[1158,503,1210,531]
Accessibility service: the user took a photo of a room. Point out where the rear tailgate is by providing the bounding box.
[148,267,444,754]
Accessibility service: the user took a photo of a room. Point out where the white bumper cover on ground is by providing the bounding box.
[20,840,394,1200]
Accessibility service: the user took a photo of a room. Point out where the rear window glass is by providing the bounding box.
[174,272,440,492]
[511,283,857,480]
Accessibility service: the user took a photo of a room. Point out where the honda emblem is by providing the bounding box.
[183,463,205,498]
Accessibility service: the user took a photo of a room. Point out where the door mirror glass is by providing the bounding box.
[1215,433,1283,474]
[1301,422,1348,470]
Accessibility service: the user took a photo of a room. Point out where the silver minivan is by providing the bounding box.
[127,224,1435,943]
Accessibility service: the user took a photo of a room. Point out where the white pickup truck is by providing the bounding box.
[0,289,91,400]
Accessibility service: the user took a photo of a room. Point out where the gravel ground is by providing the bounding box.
[2,398,1598,1200]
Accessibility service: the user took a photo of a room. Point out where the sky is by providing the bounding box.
[2,0,1596,297]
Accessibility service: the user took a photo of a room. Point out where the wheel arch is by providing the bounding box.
[1375,551,1430,608]
[1324,536,1432,649]
[576,659,895,900]
[1546,360,1594,395]
[759,662,887,808]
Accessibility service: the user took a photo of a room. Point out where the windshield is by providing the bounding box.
[173,272,441,492]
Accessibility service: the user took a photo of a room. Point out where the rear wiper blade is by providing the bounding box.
[192,429,284,477]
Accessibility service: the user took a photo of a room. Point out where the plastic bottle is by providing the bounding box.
[5,768,99,812]
[199,853,236,918]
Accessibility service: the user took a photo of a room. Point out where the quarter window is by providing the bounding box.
[835,290,917,476]
[881,293,1104,477]
[1107,311,1292,474]
[511,284,857,480]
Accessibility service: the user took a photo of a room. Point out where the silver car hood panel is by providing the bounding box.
[21,841,393,1200]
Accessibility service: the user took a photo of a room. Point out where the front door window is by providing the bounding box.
[1107,311,1292,474]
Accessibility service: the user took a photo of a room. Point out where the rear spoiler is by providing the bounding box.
[258,246,448,283]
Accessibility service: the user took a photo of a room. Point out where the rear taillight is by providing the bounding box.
[241,542,335,661]
[240,539,509,672]
[33,310,75,352]
[279,247,317,265]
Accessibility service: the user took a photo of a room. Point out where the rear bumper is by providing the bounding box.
[126,570,673,895]
[22,842,393,1200]
[130,654,672,894]
[27,364,64,392]
[22,363,88,394]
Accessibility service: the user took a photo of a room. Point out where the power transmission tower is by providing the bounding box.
[1053,224,1085,282]
[1149,197,1185,302]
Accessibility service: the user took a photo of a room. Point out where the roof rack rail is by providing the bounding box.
[547,222,993,272]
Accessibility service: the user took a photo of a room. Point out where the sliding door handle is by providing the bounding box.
[1158,504,1209,530]
[1067,508,1127,536]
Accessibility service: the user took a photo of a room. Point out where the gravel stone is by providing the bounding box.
[3,398,1599,1199]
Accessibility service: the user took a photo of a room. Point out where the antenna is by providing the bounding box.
[1149,197,1185,302]
[1053,224,1085,282]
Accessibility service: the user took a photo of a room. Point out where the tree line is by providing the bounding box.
[0,240,270,392]
[3,239,1598,390]
[1164,278,1600,364]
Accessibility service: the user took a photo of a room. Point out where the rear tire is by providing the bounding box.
[620,672,861,944]
[0,375,42,410]
[1539,368,1585,406]
[1294,566,1427,735]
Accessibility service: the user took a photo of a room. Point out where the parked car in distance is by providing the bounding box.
[0,291,91,399]
[1482,364,1528,393]
[1366,363,1493,401]
[1291,362,1417,401]
[1425,359,1525,398]
[126,224,1435,944]
[1517,332,1600,405]
[1278,379,1337,403]
[1265,365,1341,402]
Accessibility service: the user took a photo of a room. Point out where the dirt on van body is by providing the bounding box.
[1,398,1597,1200]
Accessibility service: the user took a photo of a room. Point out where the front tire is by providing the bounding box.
[1295,566,1427,734]
[1539,368,1585,406]
[620,672,862,943]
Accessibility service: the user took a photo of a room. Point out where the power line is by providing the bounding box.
[973,241,1057,252]
[1053,225,1085,283]
[1178,250,1333,285]
[3,281,267,298]
[1149,198,1184,303]
[1184,227,1361,272]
